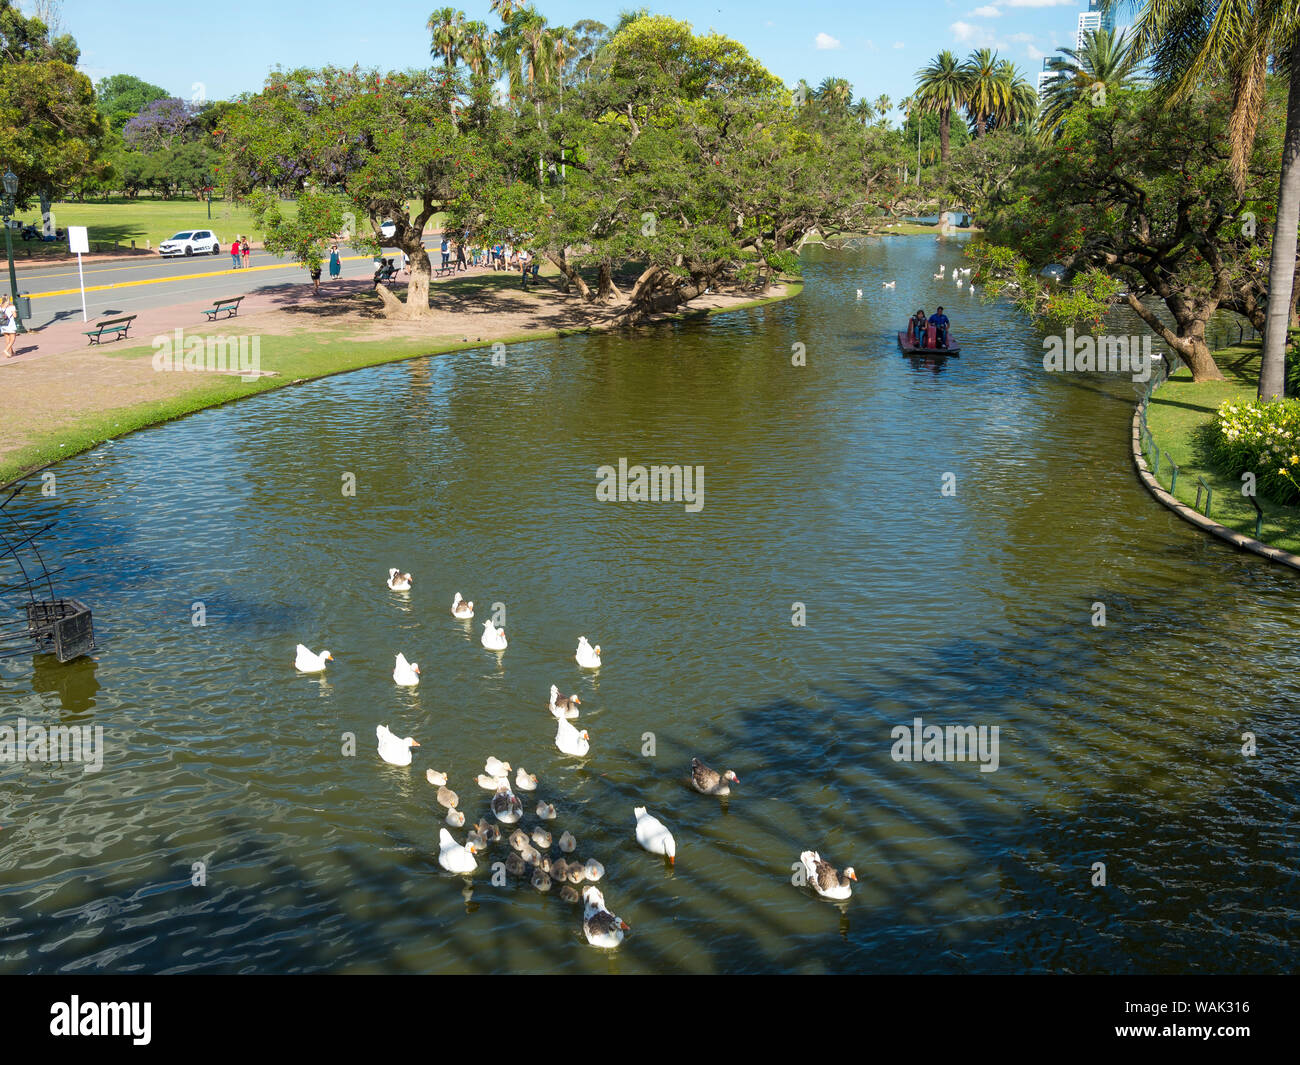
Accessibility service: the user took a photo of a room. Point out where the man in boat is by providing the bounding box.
[910,308,928,347]
[929,306,950,349]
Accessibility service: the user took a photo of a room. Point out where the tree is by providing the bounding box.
[962,47,1009,137]
[95,73,170,132]
[220,66,484,319]
[915,50,968,162]
[1037,28,1144,139]
[973,86,1282,381]
[0,2,102,208]
[427,7,465,69]
[815,77,852,112]
[1105,0,1300,401]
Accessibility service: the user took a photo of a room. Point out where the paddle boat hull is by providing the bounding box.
[898,325,960,356]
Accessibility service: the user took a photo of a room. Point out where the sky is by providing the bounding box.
[35,0,1125,125]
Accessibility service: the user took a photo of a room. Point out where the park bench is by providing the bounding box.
[373,262,401,286]
[82,315,137,346]
[202,296,244,321]
[434,264,456,278]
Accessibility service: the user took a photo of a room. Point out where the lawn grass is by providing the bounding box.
[7,198,446,260]
[1145,342,1300,553]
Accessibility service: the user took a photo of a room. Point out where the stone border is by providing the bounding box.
[1130,405,1300,572]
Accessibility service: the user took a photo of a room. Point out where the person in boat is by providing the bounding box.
[910,308,928,347]
[929,306,950,349]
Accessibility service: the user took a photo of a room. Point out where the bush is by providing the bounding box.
[1210,398,1300,504]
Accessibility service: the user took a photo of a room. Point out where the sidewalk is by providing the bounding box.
[3,275,373,363]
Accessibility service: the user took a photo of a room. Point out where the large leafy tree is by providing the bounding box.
[1105,0,1300,401]
[0,1,103,208]
[94,73,170,132]
[962,47,1009,137]
[973,86,1283,381]
[220,66,485,318]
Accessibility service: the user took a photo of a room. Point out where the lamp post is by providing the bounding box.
[205,174,212,220]
[1,169,27,334]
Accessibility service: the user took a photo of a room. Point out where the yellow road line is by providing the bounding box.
[21,251,379,283]
[31,255,373,300]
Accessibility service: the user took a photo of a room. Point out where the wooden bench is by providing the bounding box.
[83,315,137,345]
[202,296,244,321]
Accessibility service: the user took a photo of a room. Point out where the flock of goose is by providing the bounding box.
[291,568,857,949]
[855,265,976,300]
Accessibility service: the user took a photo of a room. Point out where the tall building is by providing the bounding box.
[1076,1,1116,50]
[1037,57,1062,95]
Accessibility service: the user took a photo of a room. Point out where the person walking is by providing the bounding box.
[241,238,251,268]
[1,295,18,358]
[231,237,242,269]
[328,244,341,281]
[455,242,466,272]
[440,235,450,269]
[310,259,322,295]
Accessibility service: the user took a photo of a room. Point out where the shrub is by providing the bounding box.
[1209,398,1300,504]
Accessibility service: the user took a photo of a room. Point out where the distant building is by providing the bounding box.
[1076,1,1115,50]
[1037,57,1062,96]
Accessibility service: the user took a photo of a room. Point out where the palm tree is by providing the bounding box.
[427,7,465,69]
[1105,0,1300,399]
[991,60,1038,132]
[851,96,874,128]
[489,0,519,23]
[460,20,496,80]
[1037,27,1144,139]
[815,77,853,112]
[915,50,968,161]
[874,94,892,120]
[962,48,1009,137]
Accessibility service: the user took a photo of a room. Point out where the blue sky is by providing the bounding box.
[40,0,1121,124]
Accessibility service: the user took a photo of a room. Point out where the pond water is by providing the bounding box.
[1,238,1295,974]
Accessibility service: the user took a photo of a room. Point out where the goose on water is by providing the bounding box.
[558,830,577,853]
[560,884,581,904]
[393,652,420,686]
[295,644,333,673]
[532,867,553,892]
[426,768,448,787]
[555,718,590,757]
[690,757,740,796]
[584,858,605,882]
[856,288,863,299]
[882,281,896,289]
[515,767,538,792]
[436,785,459,809]
[481,619,508,651]
[491,784,524,824]
[536,801,557,821]
[799,850,857,900]
[582,887,629,948]
[549,684,581,719]
[575,636,602,669]
[477,772,507,791]
[451,592,474,619]
[634,806,676,864]
[532,827,553,850]
[446,808,466,827]
[438,828,477,873]
[485,756,511,778]
[387,568,412,592]
[505,852,526,877]
[376,724,420,766]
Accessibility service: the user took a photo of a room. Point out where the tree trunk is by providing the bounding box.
[939,106,950,164]
[597,260,623,302]
[377,244,433,319]
[547,250,591,299]
[1124,293,1223,381]
[1258,37,1300,401]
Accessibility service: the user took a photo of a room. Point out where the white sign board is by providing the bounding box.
[68,225,89,254]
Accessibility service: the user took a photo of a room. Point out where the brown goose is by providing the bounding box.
[437,786,459,809]
[505,852,526,877]
[548,684,581,720]
[581,887,628,948]
[691,758,740,796]
[799,850,857,900]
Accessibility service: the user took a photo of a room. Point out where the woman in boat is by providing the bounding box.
[910,309,928,347]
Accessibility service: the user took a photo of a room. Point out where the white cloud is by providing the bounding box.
[1009,32,1034,42]
[951,20,977,40]
[814,32,842,50]
[972,5,1002,15]
[1026,44,1045,59]
[892,41,905,49]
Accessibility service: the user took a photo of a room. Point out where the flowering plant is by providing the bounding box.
[1210,399,1300,504]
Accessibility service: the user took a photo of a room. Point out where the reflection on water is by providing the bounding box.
[0,237,1295,973]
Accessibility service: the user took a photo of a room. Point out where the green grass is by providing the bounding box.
[0,279,800,488]
[7,199,447,260]
[1145,342,1300,553]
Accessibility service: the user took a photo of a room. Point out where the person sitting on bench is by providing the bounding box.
[910,309,928,347]
[928,306,950,349]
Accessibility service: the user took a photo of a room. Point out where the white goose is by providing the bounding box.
[451,592,474,619]
[477,772,507,790]
[387,568,412,592]
[438,828,478,873]
[582,886,629,948]
[555,717,590,757]
[294,644,332,673]
[549,684,581,719]
[855,288,863,299]
[633,806,676,864]
[485,756,511,778]
[882,280,896,289]
[515,766,538,791]
[481,619,507,651]
[575,636,601,669]
[799,850,857,900]
[376,724,420,766]
[393,652,420,686]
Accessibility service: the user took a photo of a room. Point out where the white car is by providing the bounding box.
[159,229,222,257]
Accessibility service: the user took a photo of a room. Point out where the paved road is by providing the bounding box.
[11,239,440,330]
